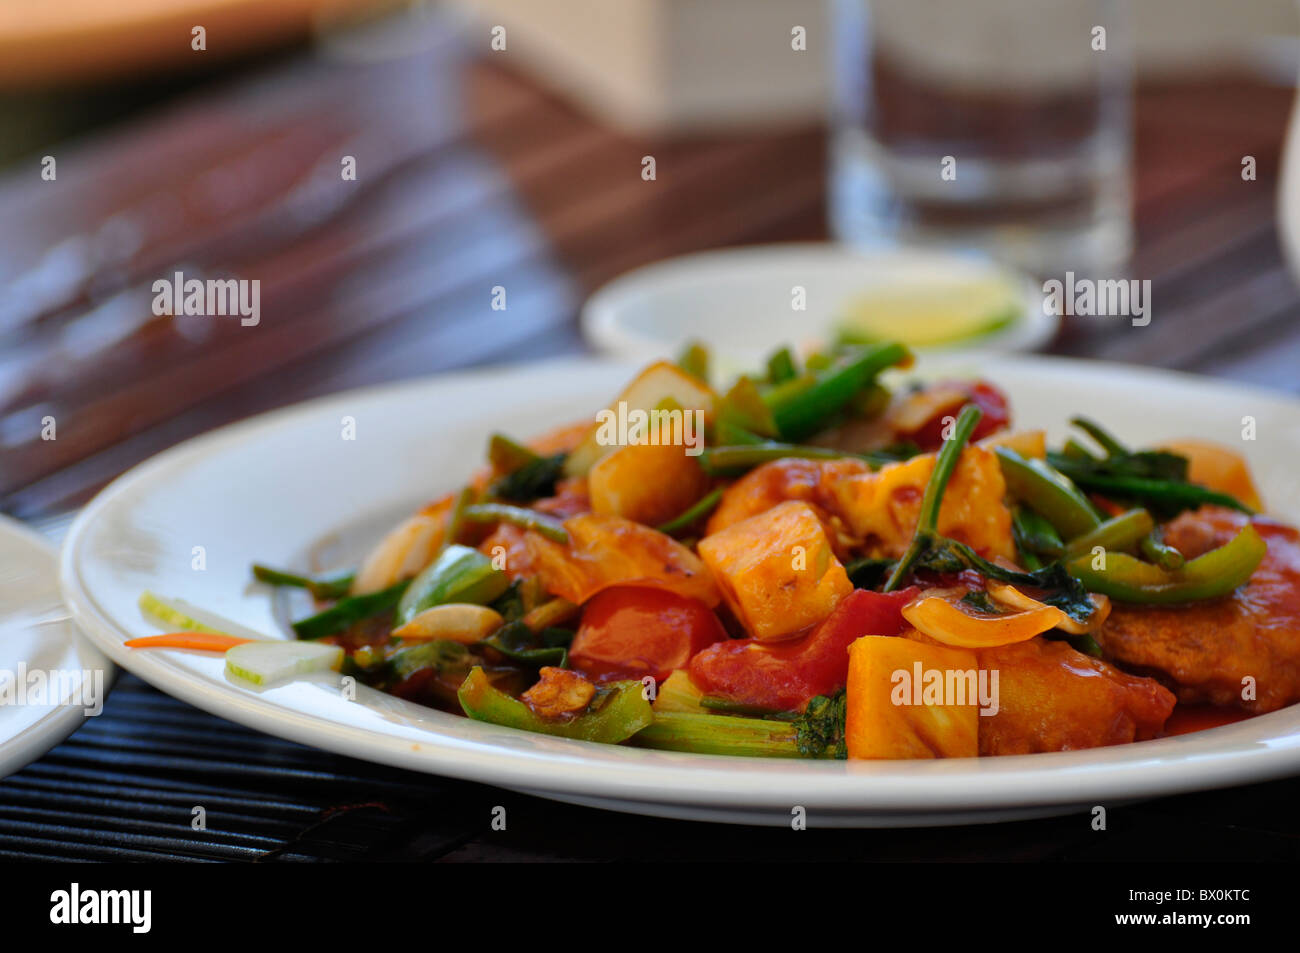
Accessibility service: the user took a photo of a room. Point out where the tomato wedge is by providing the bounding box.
[688,587,919,712]
[902,380,1010,450]
[570,586,728,683]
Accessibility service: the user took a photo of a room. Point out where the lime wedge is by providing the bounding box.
[836,274,1022,348]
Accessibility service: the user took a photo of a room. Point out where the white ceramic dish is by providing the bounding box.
[0,516,114,778]
[581,244,1056,369]
[60,355,1300,826]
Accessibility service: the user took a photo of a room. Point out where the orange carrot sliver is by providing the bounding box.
[124,632,255,652]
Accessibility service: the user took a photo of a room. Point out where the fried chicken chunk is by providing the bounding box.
[1097,507,1300,714]
[976,638,1176,755]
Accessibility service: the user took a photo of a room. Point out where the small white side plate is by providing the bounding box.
[0,516,114,778]
[582,243,1055,367]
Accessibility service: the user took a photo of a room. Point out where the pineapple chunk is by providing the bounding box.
[822,445,1015,561]
[588,442,710,527]
[653,669,708,713]
[845,635,979,759]
[698,501,852,642]
[565,361,716,476]
[526,513,720,607]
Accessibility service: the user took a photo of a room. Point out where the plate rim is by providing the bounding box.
[57,353,1300,818]
[0,515,116,779]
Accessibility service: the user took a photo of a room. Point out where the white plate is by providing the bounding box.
[0,516,114,778]
[60,356,1300,826]
[581,243,1056,369]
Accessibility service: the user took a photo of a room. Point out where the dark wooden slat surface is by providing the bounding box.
[1,21,1298,861]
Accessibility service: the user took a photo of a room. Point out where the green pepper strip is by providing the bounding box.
[656,487,725,535]
[677,340,710,383]
[716,376,779,438]
[763,341,910,442]
[395,544,510,624]
[1061,508,1155,560]
[520,597,579,632]
[699,442,893,476]
[461,503,569,543]
[458,667,652,744]
[1065,525,1266,604]
[995,446,1102,541]
[439,485,475,554]
[292,579,410,640]
[884,404,982,592]
[632,711,812,758]
[251,564,354,600]
[487,433,539,473]
[1140,529,1186,570]
[766,347,798,384]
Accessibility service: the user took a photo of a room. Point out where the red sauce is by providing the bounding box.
[1161,703,1255,737]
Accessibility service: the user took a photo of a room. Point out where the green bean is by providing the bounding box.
[763,341,910,442]
[461,503,569,543]
[1048,468,1254,515]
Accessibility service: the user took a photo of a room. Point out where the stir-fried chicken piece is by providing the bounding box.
[1098,507,1300,713]
[705,458,862,536]
[521,666,597,719]
[975,638,1175,755]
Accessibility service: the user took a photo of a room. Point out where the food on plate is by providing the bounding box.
[130,339,1291,760]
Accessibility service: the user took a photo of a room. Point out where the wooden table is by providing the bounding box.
[1,21,1298,860]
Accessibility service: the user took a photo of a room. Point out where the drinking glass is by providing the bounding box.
[829,0,1133,277]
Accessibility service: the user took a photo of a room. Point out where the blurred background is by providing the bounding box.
[2,0,1299,524]
[2,0,1300,863]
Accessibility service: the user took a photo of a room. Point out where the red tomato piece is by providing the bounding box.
[570,586,729,683]
[688,587,920,712]
[905,381,1010,450]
